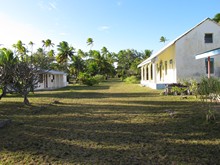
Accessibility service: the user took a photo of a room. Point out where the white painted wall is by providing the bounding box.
[36,73,68,90]
[175,19,220,81]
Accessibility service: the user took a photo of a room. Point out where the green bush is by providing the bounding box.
[83,77,98,86]
[94,74,105,82]
[124,76,139,84]
[197,77,220,123]
[78,73,100,86]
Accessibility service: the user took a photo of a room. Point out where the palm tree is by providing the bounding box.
[42,40,46,49]
[143,49,153,60]
[213,13,220,23]
[37,48,44,54]
[77,49,87,58]
[28,41,34,55]
[87,38,94,50]
[56,41,75,64]
[70,55,85,80]
[47,49,55,57]
[101,46,115,65]
[12,40,27,61]
[160,36,168,43]
[45,39,55,52]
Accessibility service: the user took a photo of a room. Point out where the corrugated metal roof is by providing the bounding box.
[138,18,216,67]
[41,70,67,75]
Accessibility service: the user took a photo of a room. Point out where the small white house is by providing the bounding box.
[138,18,220,89]
[36,70,68,90]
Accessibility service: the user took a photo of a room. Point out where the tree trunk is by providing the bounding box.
[23,93,30,105]
[0,86,7,100]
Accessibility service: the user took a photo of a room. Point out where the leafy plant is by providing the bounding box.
[94,74,105,82]
[78,72,98,86]
[171,86,181,95]
[124,76,139,84]
[197,77,220,122]
[189,79,199,97]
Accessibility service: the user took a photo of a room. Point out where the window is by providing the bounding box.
[165,61,167,75]
[146,66,149,80]
[205,33,213,43]
[205,58,214,74]
[151,64,153,80]
[39,74,43,83]
[169,59,173,68]
[51,75,55,82]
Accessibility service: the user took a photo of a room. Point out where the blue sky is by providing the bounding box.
[0,0,219,54]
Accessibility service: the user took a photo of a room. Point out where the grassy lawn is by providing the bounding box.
[0,78,220,164]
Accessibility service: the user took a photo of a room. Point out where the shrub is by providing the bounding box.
[94,74,105,82]
[78,73,100,86]
[124,76,139,84]
[83,77,98,86]
[196,77,220,123]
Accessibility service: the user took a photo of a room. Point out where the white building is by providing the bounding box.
[36,70,68,90]
[138,18,220,89]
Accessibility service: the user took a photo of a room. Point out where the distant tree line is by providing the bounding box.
[0,38,152,104]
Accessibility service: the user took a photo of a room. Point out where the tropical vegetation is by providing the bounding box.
[0,37,152,104]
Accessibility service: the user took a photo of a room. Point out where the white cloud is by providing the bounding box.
[49,2,57,10]
[98,26,111,31]
[38,0,57,11]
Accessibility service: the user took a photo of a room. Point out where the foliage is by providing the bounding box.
[198,77,220,100]
[1,38,154,103]
[0,48,18,99]
[124,76,139,84]
[87,37,94,50]
[213,13,220,23]
[56,41,75,64]
[160,36,168,43]
[0,43,52,105]
[31,51,54,70]
[197,77,220,122]
[189,79,199,97]
[94,74,105,82]
[117,49,148,79]
[11,61,41,105]
[78,72,98,86]
[69,55,85,81]
[171,86,182,95]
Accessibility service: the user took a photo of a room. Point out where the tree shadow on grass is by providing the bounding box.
[29,91,159,99]
[0,100,220,164]
[53,85,111,91]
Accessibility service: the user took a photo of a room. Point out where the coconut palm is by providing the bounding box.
[45,39,55,52]
[13,40,26,54]
[143,49,153,60]
[12,40,27,61]
[160,36,168,43]
[70,55,85,80]
[56,41,75,64]
[86,38,94,50]
[77,49,87,58]
[28,41,34,54]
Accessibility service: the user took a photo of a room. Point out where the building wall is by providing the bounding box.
[37,73,68,90]
[155,44,177,83]
[175,19,220,81]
